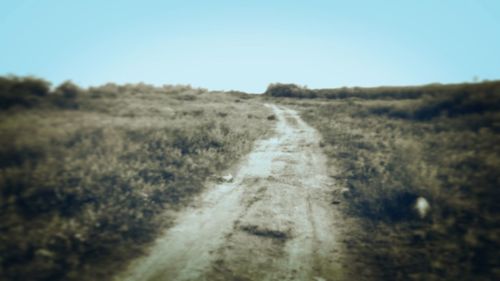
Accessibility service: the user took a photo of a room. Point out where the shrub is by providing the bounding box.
[266,80,500,101]
[51,81,84,109]
[264,83,313,98]
[53,81,82,99]
[0,76,51,109]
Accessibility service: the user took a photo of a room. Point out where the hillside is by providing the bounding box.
[1,77,499,280]
[270,81,500,280]
[0,76,273,280]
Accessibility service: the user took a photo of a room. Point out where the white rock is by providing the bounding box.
[221,174,233,183]
[415,196,430,218]
[35,249,54,258]
[340,187,350,198]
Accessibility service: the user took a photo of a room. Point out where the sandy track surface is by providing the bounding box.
[114,105,350,281]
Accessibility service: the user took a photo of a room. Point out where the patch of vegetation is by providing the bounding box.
[264,83,315,98]
[0,76,51,109]
[264,80,500,101]
[276,81,500,281]
[0,76,271,281]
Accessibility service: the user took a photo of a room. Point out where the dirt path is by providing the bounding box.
[114,104,351,281]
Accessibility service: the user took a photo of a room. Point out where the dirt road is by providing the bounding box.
[114,105,350,281]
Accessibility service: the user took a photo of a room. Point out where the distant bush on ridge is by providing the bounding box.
[0,76,51,109]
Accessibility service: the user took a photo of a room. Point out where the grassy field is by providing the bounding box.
[269,82,500,280]
[0,77,272,281]
[2,76,499,280]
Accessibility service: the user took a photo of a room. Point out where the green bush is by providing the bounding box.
[53,81,82,99]
[264,83,313,98]
[50,81,84,109]
[0,76,51,109]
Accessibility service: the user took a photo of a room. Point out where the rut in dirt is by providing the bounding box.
[114,104,351,281]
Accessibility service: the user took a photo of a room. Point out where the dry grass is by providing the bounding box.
[0,81,272,281]
[276,83,500,280]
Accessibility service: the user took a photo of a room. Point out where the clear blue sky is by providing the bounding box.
[1,0,499,92]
